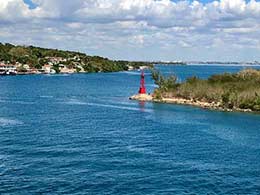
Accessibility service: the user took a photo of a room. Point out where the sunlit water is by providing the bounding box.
[0,65,260,194]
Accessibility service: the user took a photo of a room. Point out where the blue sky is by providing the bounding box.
[1,0,260,61]
[23,0,37,9]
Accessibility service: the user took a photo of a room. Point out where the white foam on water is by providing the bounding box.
[126,145,154,155]
[0,98,35,105]
[90,103,153,113]
[40,95,54,98]
[65,99,88,105]
[64,99,154,113]
[11,100,35,105]
[0,118,23,127]
[103,99,137,106]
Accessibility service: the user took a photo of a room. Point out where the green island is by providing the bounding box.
[131,68,260,113]
[0,43,152,75]
[153,69,260,112]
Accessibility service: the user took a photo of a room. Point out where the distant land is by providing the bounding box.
[186,61,260,65]
[0,43,152,75]
[1,42,259,76]
[152,61,260,66]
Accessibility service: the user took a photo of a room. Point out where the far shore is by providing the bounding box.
[0,66,151,77]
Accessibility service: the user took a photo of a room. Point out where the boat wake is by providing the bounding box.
[40,95,54,99]
[0,118,23,127]
[64,99,154,113]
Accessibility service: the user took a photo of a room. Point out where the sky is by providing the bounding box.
[0,0,260,62]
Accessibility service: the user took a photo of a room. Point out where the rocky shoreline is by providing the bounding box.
[130,94,253,113]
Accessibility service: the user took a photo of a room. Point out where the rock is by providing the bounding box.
[129,94,254,113]
[129,94,153,101]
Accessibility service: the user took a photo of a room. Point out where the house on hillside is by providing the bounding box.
[59,64,75,74]
[43,64,52,73]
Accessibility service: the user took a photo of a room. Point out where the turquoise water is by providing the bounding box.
[1,65,260,194]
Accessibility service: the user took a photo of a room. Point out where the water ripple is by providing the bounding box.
[0,118,23,127]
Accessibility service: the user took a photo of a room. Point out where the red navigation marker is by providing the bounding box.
[139,70,146,94]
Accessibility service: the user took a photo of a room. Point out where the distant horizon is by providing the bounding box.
[1,41,260,64]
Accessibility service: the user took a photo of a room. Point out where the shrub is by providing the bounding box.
[152,69,260,111]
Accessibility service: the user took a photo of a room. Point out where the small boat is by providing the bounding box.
[0,64,17,76]
[0,70,17,76]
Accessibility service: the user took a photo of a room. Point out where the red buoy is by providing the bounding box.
[139,70,146,94]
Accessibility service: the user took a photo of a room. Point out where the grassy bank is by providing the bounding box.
[152,68,260,112]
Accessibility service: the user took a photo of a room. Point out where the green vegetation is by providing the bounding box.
[152,69,260,112]
[0,43,153,73]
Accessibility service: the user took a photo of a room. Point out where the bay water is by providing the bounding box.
[1,65,260,194]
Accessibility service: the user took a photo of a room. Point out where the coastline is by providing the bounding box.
[130,94,254,113]
[0,67,151,76]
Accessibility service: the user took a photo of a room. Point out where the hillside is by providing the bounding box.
[0,43,152,74]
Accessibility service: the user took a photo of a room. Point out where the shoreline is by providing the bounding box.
[130,94,254,113]
[0,67,151,77]
[0,70,138,77]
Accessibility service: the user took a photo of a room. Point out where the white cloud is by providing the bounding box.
[0,0,31,22]
[0,0,260,61]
